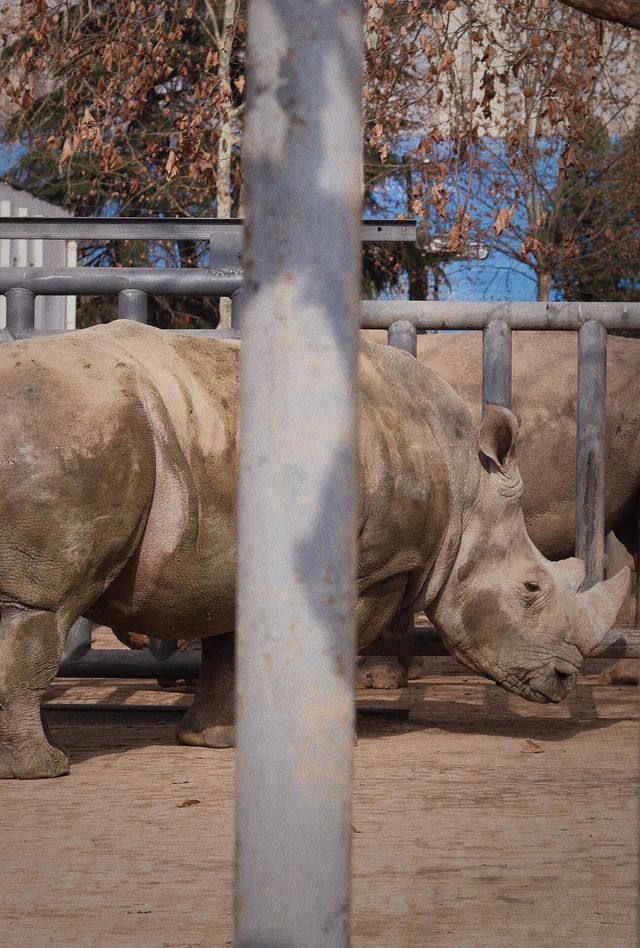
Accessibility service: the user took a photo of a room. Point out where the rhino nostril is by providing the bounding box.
[553,660,576,687]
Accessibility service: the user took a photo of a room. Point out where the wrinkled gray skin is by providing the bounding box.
[0,322,629,777]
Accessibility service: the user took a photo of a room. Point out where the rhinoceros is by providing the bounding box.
[404,330,640,560]
[409,329,640,684]
[0,321,629,778]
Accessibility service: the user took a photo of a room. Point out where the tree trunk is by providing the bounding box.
[537,270,552,301]
[558,0,640,30]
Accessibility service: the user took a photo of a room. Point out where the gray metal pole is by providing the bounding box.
[6,287,35,337]
[482,318,512,411]
[0,268,243,296]
[62,617,93,660]
[148,637,178,660]
[576,320,607,588]
[230,287,244,332]
[236,1,363,945]
[388,319,417,356]
[118,288,148,323]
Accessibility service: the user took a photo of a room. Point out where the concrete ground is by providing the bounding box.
[0,660,637,948]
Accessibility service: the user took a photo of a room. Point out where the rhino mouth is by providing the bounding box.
[495,659,580,703]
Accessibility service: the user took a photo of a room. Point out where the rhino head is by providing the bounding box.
[429,405,630,703]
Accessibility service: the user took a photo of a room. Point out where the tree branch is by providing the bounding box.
[558,0,640,31]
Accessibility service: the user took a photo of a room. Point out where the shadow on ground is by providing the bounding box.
[43,677,637,768]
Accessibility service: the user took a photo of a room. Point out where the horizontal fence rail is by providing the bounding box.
[0,216,415,243]
[58,626,640,678]
[0,217,416,272]
[0,267,243,295]
[361,300,640,331]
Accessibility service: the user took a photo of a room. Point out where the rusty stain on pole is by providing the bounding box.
[236,1,363,946]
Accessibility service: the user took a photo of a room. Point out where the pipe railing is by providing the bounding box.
[4,292,635,671]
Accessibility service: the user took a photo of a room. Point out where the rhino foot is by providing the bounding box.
[176,723,235,748]
[598,659,639,686]
[0,608,69,778]
[356,656,408,690]
[175,633,235,750]
[407,656,429,680]
[0,740,69,780]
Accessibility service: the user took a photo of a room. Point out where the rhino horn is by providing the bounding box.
[578,567,631,655]
[553,556,586,593]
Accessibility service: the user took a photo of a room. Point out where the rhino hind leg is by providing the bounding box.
[176,632,235,749]
[0,607,69,779]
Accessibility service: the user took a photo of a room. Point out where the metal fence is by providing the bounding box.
[0,182,77,331]
[1,242,638,675]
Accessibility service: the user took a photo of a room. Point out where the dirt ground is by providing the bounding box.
[0,659,637,948]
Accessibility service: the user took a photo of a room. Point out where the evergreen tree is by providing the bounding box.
[548,120,640,302]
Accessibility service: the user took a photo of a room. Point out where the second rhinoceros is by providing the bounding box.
[0,321,628,778]
[411,329,640,560]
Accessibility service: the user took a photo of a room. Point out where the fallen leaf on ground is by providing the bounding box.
[178,798,202,807]
[522,739,543,754]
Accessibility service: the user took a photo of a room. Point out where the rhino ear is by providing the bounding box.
[479,405,519,473]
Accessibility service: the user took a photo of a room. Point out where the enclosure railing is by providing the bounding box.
[0,216,414,336]
[1,277,638,673]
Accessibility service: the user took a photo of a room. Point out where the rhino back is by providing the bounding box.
[0,328,157,622]
[413,331,640,557]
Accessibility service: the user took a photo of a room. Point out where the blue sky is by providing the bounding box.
[444,256,536,302]
[0,144,23,176]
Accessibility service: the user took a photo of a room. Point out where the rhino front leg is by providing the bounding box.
[176,633,235,749]
[0,606,69,779]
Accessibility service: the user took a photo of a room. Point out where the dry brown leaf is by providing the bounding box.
[60,137,74,163]
[522,739,543,754]
[493,204,516,236]
[439,49,455,72]
[166,150,178,180]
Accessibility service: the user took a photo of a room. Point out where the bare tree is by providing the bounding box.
[1,0,638,310]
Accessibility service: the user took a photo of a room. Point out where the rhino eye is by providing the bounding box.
[524,580,541,593]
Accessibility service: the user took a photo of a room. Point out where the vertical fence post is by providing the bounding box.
[388,319,417,356]
[0,199,10,328]
[65,240,78,330]
[16,207,28,268]
[576,319,607,588]
[236,1,363,945]
[6,287,35,337]
[230,287,244,333]
[482,318,512,412]
[118,288,148,323]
